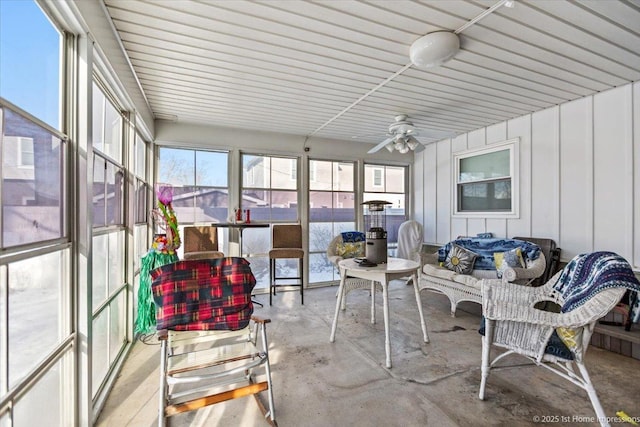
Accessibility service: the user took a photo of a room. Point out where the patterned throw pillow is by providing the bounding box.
[336,242,365,259]
[444,243,478,274]
[494,247,526,278]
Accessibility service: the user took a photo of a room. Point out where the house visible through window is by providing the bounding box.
[454,138,519,217]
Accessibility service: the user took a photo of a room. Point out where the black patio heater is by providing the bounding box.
[362,200,392,264]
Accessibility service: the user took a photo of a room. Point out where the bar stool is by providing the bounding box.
[269,224,304,305]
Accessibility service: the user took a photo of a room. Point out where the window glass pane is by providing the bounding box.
[134,133,146,179]
[309,252,334,283]
[92,311,108,396]
[334,162,354,191]
[364,164,383,192]
[334,192,355,220]
[158,148,195,185]
[271,190,298,221]
[109,293,126,364]
[194,186,229,223]
[243,155,270,188]
[108,231,125,293]
[270,157,297,189]
[459,180,511,211]
[385,166,405,193]
[13,355,68,427]
[159,148,229,225]
[93,156,106,227]
[92,84,122,163]
[8,250,66,388]
[241,227,270,257]
[242,189,268,222]
[134,224,149,271]
[309,159,356,284]
[0,0,61,129]
[309,160,332,191]
[92,87,104,154]
[106,162,124,226]
[92,234,108,310]
[195,151,227,187]
[459,149,510,182]
[134,179,148,224]
[308,222,333,252]
[169,185,195,225]
[2,108,64,247]
[309,191,333,221]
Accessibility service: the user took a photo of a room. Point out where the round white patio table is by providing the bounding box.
[329,257,430,368]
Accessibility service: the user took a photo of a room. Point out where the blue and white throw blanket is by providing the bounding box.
[553,252,640,322]
[438,238,541,270]
[341,231,365,243]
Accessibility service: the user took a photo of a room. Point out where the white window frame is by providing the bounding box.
[18,136,35,167]
[452,138,519,218]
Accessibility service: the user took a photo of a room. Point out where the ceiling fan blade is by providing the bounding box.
[367,136,395,154]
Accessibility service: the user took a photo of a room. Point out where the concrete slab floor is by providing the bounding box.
[96,283,640,427]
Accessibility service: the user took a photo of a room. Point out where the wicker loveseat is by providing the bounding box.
[419,237,548,316]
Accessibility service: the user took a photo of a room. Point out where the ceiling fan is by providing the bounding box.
[366,114,455,154]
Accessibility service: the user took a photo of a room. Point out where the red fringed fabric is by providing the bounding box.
[151,257,256,331]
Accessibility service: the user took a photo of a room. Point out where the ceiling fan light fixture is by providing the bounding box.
[410,31,460,69]
[384,143,394,152]
[407,139,419,150]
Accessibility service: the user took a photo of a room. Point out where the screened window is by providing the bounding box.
[242,154,298,222]
[0,0,61,130]
[91,82,127,398]
[0,2,73,425]
[133,132,149,225]
[308,160,356,284]
[157,147,229,225]
[363,164,407,252]
[240,153,299,289]
[1,108,65,247]
[454,139,518,217]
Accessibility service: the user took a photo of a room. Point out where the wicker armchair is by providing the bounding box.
[479,252,640,426]
[327,233,381,312]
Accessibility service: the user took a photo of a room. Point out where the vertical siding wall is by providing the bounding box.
[414,81,640,267]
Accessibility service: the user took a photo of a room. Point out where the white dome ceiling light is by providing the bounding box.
[409,31,460,69]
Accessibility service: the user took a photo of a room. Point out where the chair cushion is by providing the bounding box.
[335,241,365,258]
[444,243,477,274]
[269,248,305,259]
[439,238,541,270]
[151,257,256,331]
[341,231,365,243]
[423,263,457,280]
[494,247,526,278]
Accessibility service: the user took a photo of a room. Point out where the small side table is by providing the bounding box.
[329,257,429,368]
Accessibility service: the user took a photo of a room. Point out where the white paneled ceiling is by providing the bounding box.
[103,0,640,150]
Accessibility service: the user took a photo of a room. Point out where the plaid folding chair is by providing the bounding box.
[151,257,275,426]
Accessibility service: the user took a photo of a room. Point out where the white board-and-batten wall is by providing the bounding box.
[413,81,640,268]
